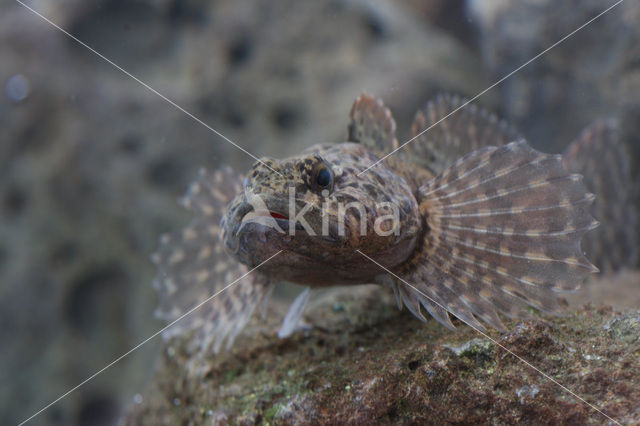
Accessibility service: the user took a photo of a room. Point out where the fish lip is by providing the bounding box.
[222,200,252,254]
[269,211,288,220]
[238,209,288,233]
[224,198,342,256]
[272,217,306,231]
[237,203,314,234]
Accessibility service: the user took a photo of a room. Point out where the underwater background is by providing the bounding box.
[1,0,638,424]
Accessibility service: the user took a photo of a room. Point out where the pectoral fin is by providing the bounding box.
[383,141,598,331]
[152,167,274,353]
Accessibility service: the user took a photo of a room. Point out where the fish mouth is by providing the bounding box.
[223,193,345,260]
[242,203,343,244]
[269,211,288,220]
[238,208,304,232]
[225,199,305,241]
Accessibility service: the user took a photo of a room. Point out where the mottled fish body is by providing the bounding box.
[153,93,632,354]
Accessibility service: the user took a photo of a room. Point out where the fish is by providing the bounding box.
[152,93,623,354]
[562,119,638,274]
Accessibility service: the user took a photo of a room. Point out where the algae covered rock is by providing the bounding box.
[123,280,640,425]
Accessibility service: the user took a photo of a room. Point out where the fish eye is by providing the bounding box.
[310,162,334,192]
[316,167,332,188]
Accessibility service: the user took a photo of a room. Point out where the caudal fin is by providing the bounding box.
[389,140,598,331]
[563,120,638,273]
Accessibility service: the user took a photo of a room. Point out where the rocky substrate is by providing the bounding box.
[123,274,640,425]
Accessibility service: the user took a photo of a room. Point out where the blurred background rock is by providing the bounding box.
[0,0,636,424]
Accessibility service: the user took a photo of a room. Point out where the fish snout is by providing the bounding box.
[221,198,253,254]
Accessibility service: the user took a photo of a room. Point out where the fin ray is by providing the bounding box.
[404,94,521,174]
[153,167,273,353]
[386,140,597,330]
[278,287,312,338]
[347,92,397,152]
[563,119,638,273]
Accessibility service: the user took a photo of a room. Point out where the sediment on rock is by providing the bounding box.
[124,277,640,425]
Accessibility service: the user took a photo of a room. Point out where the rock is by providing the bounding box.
[1,0,484,424]
[605,313,640,345]
[515,384,540,405]
[123,286,640,424]
[442,338,493,363]
[469,0,640,152]
[566,270,640,310]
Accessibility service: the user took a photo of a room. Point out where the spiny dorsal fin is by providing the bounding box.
[152,166,273,354]
[405,94,521,175]
[347,92,398,152]
[563,119,638,273]
[386,140,598,332]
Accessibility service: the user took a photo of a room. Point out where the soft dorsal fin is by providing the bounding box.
[347,93,398,152]
[563,119,638,273]
[404,94,521,175]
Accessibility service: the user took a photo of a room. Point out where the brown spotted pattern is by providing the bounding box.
[153,93,602,354]
[388,141,598,331]
[347,93,398,151]
[563,119,638,273]
[404,94,521,175]
[152,166,273,353]
[221,143,421,285]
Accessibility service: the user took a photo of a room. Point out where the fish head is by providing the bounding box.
[221,142,421,285]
